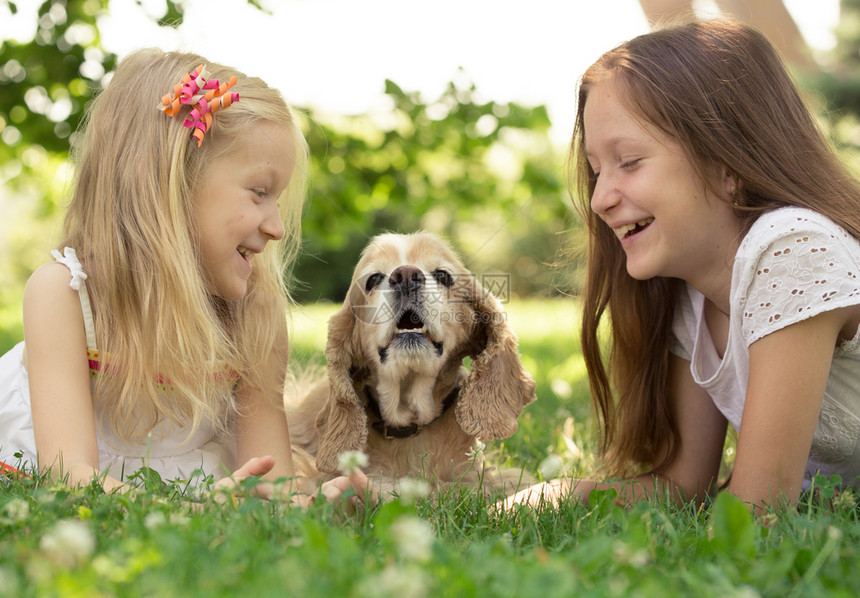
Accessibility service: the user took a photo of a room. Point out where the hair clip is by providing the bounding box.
[158,64,239,147]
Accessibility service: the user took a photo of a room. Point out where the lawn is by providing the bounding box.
[1,299,859,597]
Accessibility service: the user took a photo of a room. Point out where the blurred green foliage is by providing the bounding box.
[0,0,577,354]
[7,1,860,355]
[804,0,860,173]
[0,0,129,352]
[0,0,113,159]
[295,78,573,302]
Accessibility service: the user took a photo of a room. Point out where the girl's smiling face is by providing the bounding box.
[194,121,295,301]
[583,79,743,297]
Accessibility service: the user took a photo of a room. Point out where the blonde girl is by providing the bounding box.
[0,48,365,502]
[506,19,860,511]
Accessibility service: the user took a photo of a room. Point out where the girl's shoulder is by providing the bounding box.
[24,260,81,299]
[23,250,89,323]
[734,207,860,345]
[22,260,88,350]
[739,207,857,260]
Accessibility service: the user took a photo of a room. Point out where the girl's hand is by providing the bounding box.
[495,478,590,512]
[210,456,376,510]
[210,455,280,502]
[319,469,374,504]
[497,480,564,510]
[291,469,376,512]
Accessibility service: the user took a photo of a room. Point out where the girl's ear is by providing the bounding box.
[721,167,740,202]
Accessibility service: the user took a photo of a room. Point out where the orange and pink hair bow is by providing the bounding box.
[158,64,239,147]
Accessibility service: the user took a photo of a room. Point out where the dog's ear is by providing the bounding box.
[455,278,536,441]
[314,290,369,474]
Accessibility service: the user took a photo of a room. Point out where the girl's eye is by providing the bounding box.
[365,272,386,292]
[432,269,454,288]
[620,158,641,169]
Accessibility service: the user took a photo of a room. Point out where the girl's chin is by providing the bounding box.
[626,272,657,281]
[624,259,661,281]
[206,280,249,302]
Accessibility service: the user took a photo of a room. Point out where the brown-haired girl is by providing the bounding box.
[506,19,860,511]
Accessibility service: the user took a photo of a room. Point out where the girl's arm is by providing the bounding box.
[227,387,376,506]
[233,320,294,482]
[230,327,377,506]
[23,263,125,491]
[234,382,295,482]
[231,360,377,506]
[502,354,728,509]
[730,307,851,509]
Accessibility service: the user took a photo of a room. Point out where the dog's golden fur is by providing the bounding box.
[286,232,536,496]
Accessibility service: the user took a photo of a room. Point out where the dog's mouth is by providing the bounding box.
[378,308,444,361]
[396,309,425,333]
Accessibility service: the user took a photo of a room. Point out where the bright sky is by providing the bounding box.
[0,0,843,145]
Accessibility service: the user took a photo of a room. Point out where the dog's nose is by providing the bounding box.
[389,265,425,296]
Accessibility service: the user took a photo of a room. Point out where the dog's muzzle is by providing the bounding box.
[376,265,444,362]
[390,265,425,308]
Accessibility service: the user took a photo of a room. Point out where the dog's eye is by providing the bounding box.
[365,272,386,292]
[432,269,454,288]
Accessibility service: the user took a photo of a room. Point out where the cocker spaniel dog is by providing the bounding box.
[286,232,536,497]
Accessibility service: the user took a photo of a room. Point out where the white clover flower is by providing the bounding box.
[356,564,429,598]
[466,440,486,462]
[391,515,435,563]
[337,450,369,475]
[189,485,210,503]
[169,513,190,527]
[34,490,55,504]
[613,542,649,568]
[561,417,582,459]
[40,520,96,568]
[550,378,572,399]
[835,488,856,509]
[91,555,118,578]
[144,512,167,530]
[760,513,779,529]
[396,478,431,505]
[4,498,29,523]
[538,454,564,479]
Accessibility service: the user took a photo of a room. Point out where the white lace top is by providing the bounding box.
[671,206,860,488]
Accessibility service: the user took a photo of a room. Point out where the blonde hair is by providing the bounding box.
[63,48,308,441]
[570,19,860,476]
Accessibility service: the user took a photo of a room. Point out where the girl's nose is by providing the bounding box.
[261,203,285,241]
[590,173,622,216]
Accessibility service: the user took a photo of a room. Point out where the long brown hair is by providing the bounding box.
[64,49,308,441]
[571,19,860,476]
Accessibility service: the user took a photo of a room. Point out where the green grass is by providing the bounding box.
[2,299,860,597]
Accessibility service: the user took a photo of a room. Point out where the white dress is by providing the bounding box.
[0,248,236,485]
[671,207,860,489]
